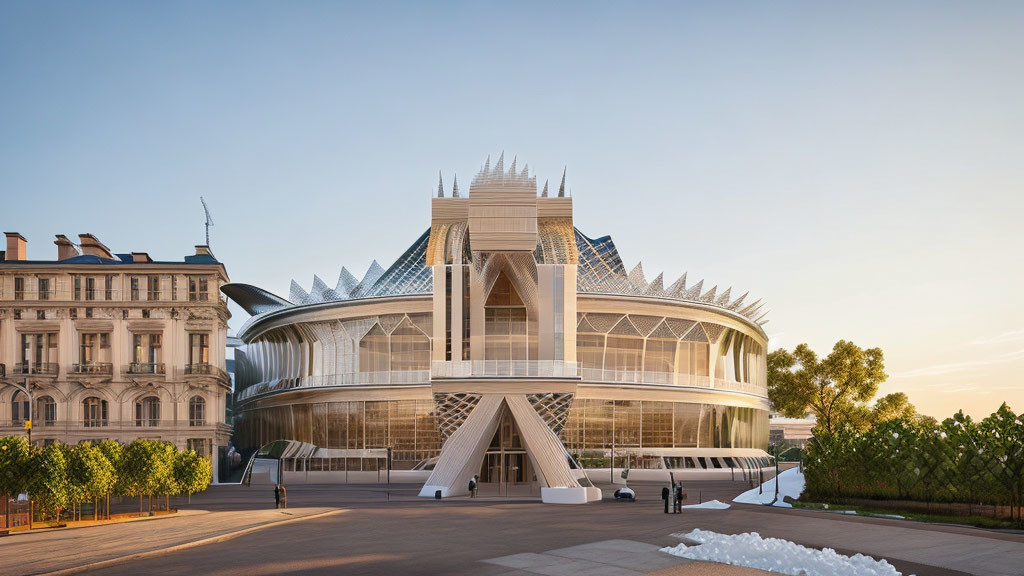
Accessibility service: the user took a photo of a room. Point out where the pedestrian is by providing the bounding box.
[468,475,478,498]
[274,484,280,509]
[280,485,287,509]
[473,474,480,497]
[661,485,670,514]
[674,481,684,513]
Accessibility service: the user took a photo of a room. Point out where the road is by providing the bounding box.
[3,481,1022,576]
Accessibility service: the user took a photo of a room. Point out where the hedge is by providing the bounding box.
[804,403,1024,524]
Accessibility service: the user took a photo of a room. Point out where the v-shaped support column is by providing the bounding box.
[419,395,504,498]
[420,394,600,503]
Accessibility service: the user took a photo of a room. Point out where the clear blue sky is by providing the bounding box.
[2,1,1022,418]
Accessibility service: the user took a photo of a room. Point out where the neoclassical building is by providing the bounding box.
[0,232,231,479]
[226,155,769,502]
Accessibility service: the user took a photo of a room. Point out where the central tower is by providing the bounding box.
[422,154,595,503]
[427,153,578,368]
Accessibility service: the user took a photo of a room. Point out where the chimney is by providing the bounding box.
[4,232,27,261]
[131,252,152,263]
[78,234,113,259]
[55,235,80,260]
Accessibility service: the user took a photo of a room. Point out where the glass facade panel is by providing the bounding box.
[359,325,389,372]
[560,399,768,454]
[236,399,443,468]
[605,336,642,373]
[390,320,430,371]
[484,273,528,361]
[643,338,675,376]
[576,334,604,370]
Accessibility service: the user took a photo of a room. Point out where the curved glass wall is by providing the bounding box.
[235,399,442,469]
[561,399,768,455]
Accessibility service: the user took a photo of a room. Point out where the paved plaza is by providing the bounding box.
[2,480,1022,576]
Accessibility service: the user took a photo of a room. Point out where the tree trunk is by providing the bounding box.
[139,495,143,515]
[4,492,9,530]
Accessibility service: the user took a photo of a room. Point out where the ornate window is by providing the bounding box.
[83,397,108,427]
[36,395,56,426]
[189,396,206,426]
[189,333,210,365]
[135,396,160,427]
[11,391,29,424]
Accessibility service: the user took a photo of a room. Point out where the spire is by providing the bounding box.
[483,155,490,175]
[437,171,444,198]
[452,173,460,198]
[521,162,528,178]
[509,155,517,177]
[495,151,504,175]
[558,166,566,197]
[541,179,549,197]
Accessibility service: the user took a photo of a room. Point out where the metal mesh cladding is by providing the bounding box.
[432,393,483,442]
[526,393,575,435]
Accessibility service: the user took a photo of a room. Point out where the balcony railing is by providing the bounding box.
[430,360,580,378]
[11,363,59,376]
[126,362,165,375]
[236,369,432,402]
[70,362,113,375]
[577,368,766,396]
[713,378,768,395]
[184,363,229,381]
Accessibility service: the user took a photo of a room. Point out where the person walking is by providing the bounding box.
[274,485,281,509]
[674,481,684,513]
[661,485,670,514]
[468,475,478,498]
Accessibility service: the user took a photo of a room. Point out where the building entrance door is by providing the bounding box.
[479,450,530,497]
[477,408,534,497]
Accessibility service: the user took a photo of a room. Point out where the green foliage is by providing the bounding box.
[30,444,71,521]
[0,437,213,523]
[120,439,176,498]
[173,450,212,496]
[804,403,1024,525]
[96,439,127,496]
[871,392,917,425]
[0,435,37,501]
[767,341,887,433]
[67,442,117,502]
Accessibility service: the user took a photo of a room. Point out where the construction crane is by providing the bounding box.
[201,197,214,246]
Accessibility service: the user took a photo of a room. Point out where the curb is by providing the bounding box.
[32,509,345,576]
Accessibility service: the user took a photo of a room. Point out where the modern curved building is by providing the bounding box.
[225,155,770,502]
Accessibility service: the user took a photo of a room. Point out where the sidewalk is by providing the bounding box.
[0,507,340,576]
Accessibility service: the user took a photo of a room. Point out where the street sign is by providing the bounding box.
[24,420,31,430]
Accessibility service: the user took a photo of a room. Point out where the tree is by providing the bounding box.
[0,436,37,529]
[173,450,212,503]
[30,443,71,522]
[767,340,887,434]
[67,442,116,521]
[871,392,917,425]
